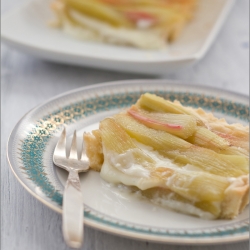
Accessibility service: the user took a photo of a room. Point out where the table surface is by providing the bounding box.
[1,0,249,249]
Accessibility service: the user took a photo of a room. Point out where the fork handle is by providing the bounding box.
[63,170,83,248]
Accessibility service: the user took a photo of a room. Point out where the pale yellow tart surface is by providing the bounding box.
[84,93,249,220]
[50,0,198,49]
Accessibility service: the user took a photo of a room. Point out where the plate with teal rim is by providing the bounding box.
[7,80,249,245]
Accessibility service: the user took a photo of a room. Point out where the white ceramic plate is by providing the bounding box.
[1,0,234,74]
[7,80,249,244]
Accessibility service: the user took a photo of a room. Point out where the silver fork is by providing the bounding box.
[53,128,89,248]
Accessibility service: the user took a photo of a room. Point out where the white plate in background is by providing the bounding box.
[1,0,234,74]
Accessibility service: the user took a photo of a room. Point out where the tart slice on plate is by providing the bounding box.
[84,93,249,220]
[50,0,198,49]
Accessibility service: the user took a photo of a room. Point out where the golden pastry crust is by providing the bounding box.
[221,175,249,219]
[84,130,103,171]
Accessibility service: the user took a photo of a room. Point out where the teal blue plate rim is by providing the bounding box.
[7,80,249,244]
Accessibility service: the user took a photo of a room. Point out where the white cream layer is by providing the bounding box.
[100,143,217,219]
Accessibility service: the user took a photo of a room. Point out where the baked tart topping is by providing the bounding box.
[50,0,198,49]
[84,93,249,219]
